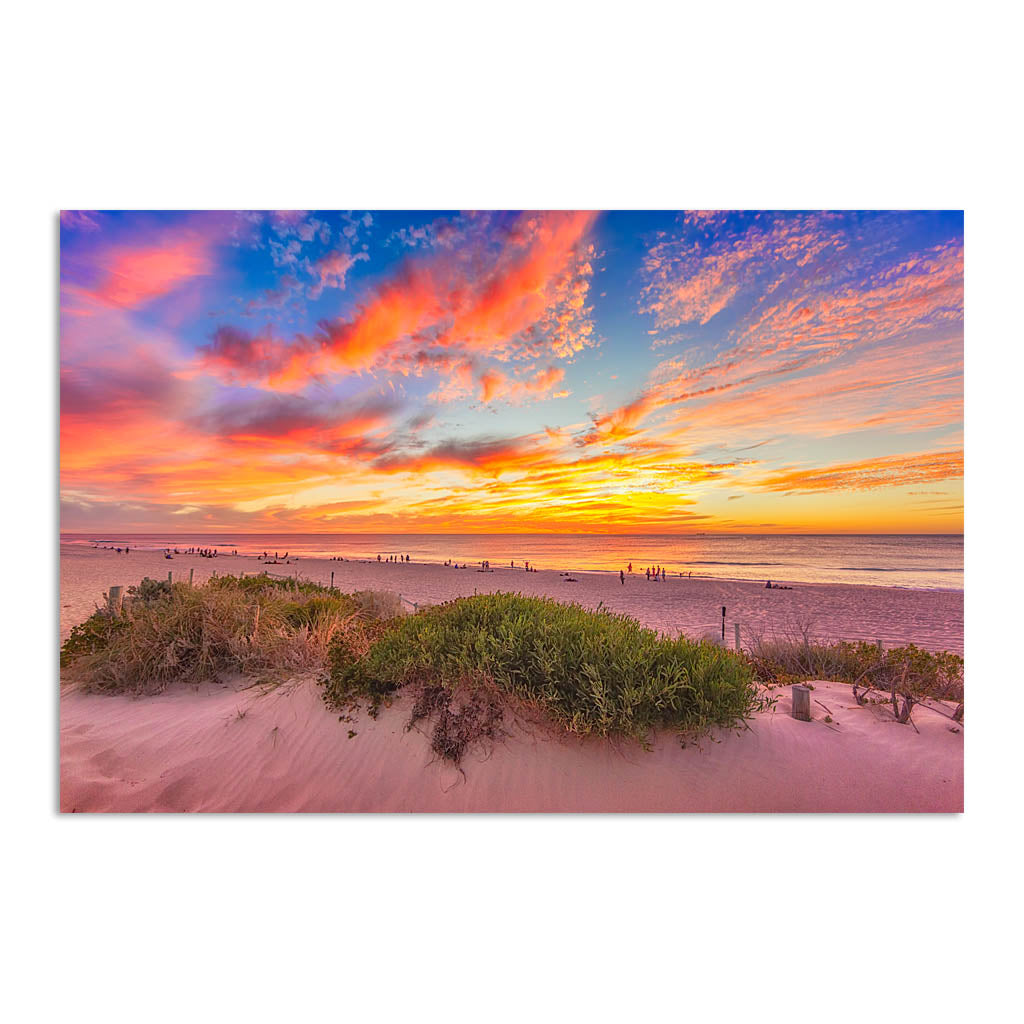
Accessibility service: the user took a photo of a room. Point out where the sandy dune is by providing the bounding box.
[59,676,963,812]
[59,545,963,812]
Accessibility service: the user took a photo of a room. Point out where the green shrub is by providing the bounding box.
[60,611,126,669]
[207,572,335,598]
[126,577,174,603]
[324,592,761,747]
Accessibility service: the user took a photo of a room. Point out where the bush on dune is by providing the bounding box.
[324,592,763,758]
[745,634,964,720]
[60,574,395,695]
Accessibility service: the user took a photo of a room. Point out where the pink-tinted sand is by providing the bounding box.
[59,545,964,812]
[60,544,963,652]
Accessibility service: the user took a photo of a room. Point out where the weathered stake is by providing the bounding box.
[734,622,741,651]
[792,684,812,722]
[107,585,124,617]
[168,571,173,584]
[189,567,194,586]
[330,571,335,590]
[721,605,726,640]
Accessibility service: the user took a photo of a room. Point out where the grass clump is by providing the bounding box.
[324,592,761,760]
[746,634,964,722]
[60,574,398,695]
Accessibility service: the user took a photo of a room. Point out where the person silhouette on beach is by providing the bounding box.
[620,570,625,585]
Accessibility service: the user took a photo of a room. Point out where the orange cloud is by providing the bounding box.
[200,211,598,391]
[753,450,963,493]
[475,365,566,405]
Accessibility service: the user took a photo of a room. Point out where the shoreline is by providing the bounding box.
[60,544,964,653]
[60,542,965,595]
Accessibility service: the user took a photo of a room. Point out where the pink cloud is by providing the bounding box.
[93,238,213,309]
[308,248,369,299]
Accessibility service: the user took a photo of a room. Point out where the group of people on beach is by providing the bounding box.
[258,551,291,564]
[163,547,234,559]
[87,541,800,593]
[441,558,539,572]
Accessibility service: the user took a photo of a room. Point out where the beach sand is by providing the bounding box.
[59,545,964,812]
[60,544,963,652]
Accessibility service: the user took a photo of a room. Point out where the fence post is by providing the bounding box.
[168,571,173,584]
[107,586,124,617]
[189,568,194,586]
[792,684,812,722]
[734,623,741,651]
[721,606,726,640]
[331,571,334,590]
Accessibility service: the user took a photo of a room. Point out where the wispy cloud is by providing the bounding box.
[752,450,963,493]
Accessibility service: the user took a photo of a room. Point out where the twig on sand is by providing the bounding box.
[815,698,834,716]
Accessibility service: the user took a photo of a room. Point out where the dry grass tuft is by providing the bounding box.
[60,574,400,695]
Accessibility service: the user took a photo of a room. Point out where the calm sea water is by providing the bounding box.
[61,533,963,590]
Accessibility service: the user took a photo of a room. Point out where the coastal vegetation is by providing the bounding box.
[745,633,964,722]
[59,574,392,694]
[61,577,963,758]
[324,592,763,761]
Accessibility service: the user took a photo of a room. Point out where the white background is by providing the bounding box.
[3,2,1018,1021]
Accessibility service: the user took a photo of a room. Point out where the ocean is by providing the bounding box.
[60,533,964,590]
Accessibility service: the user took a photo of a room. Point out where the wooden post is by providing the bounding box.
[721,606,726,640]
[792,684,812,722]
[734,623,741,651]
[330,571,334,590]
[107,586,124,617]
[168,571,173,584]
[877,639,884,654]
[189,567,194,586]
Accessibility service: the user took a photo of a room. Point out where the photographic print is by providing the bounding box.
[59,210,964,812]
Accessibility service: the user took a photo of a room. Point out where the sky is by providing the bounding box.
[59,210,963,534]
